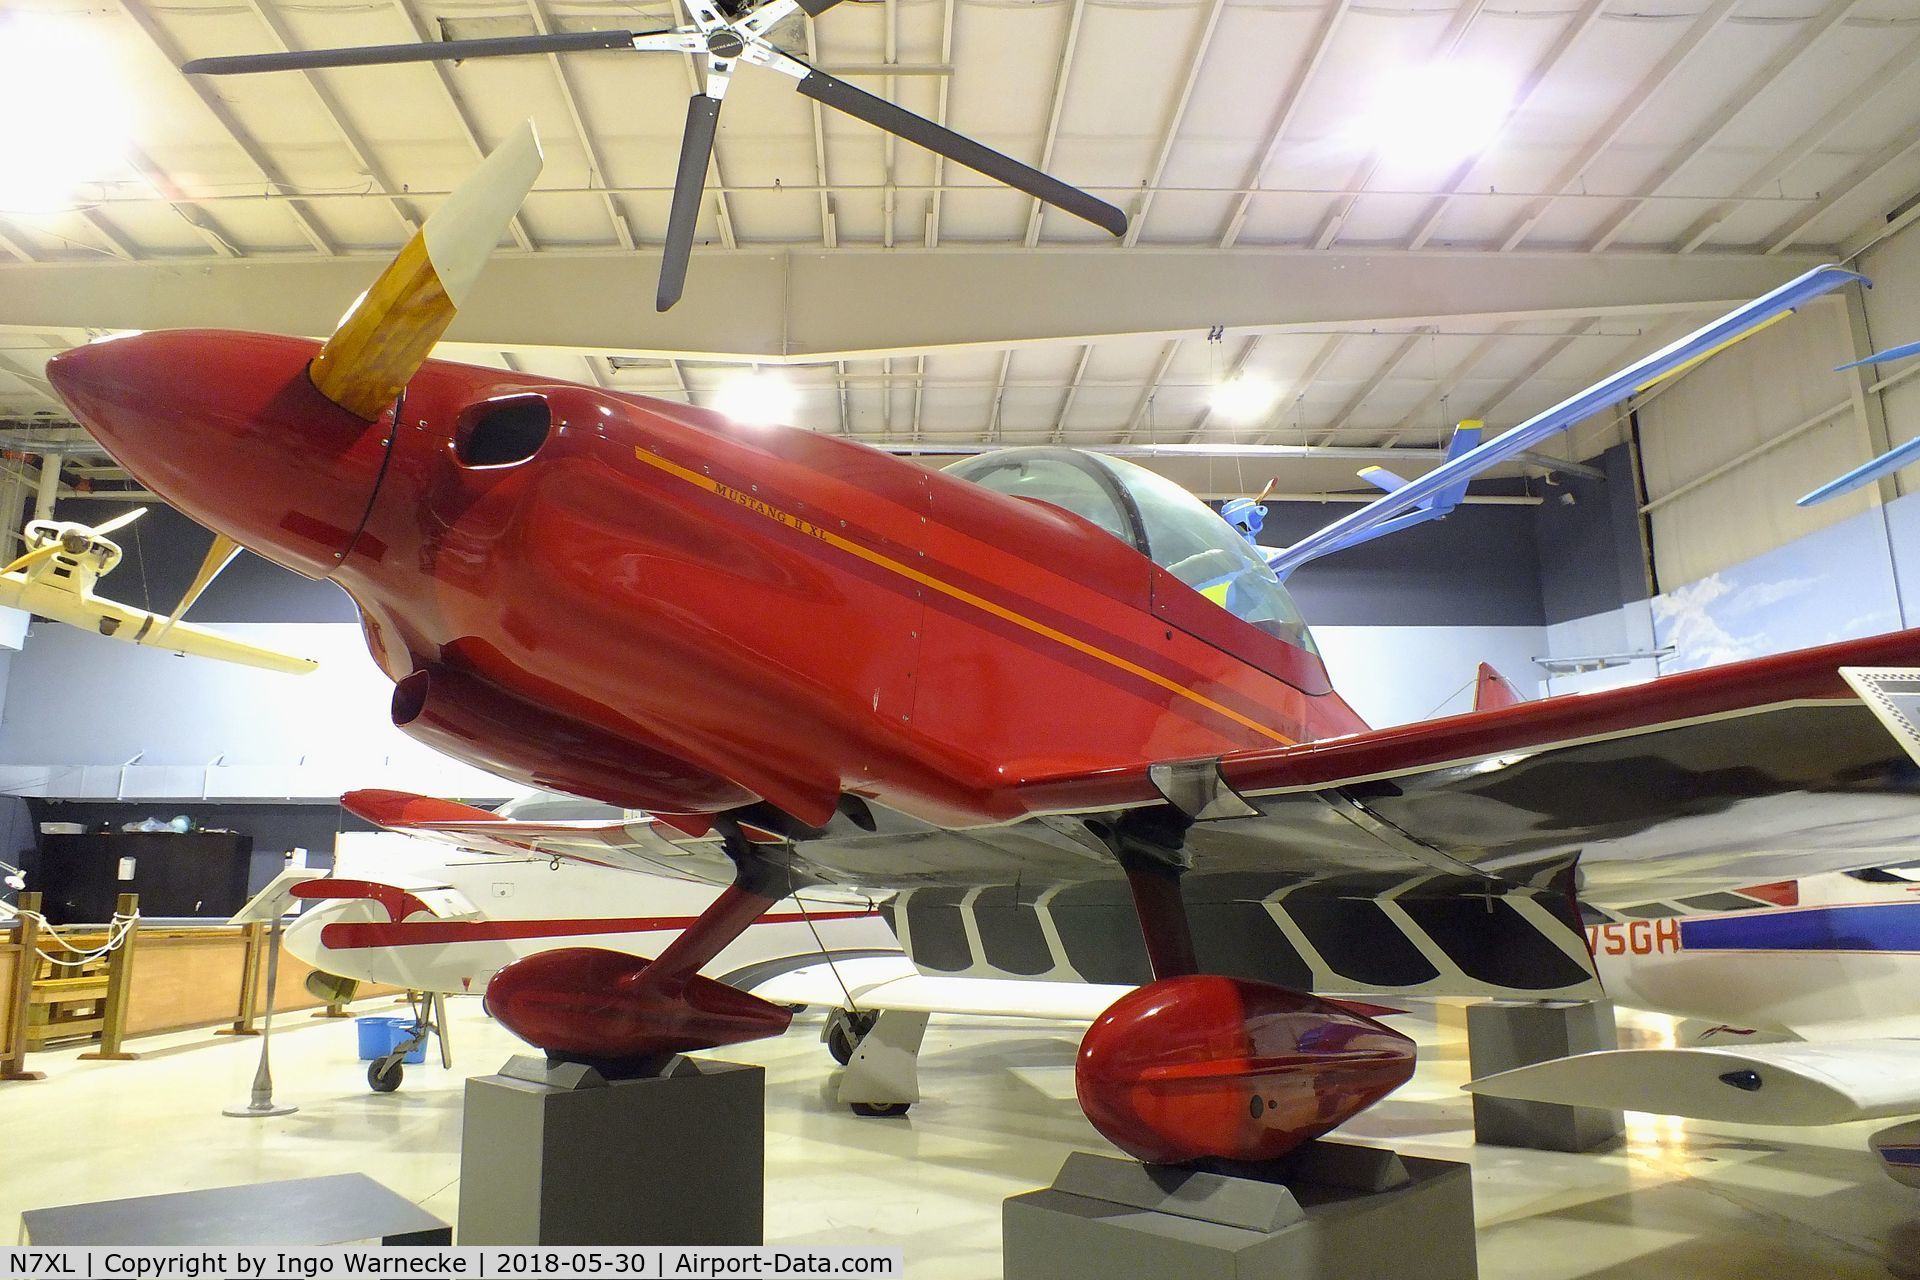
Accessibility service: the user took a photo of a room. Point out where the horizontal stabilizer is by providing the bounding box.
[1465,1040,1920,1126]
[1358,466,1410,494]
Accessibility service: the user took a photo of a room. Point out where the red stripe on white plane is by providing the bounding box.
[320,909,879,950]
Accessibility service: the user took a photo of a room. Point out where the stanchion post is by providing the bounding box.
[217,921,265,1037]
[2,891,46,1081]
[79,893,139,1062]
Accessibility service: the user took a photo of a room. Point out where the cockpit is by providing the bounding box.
[945,448,1318,655]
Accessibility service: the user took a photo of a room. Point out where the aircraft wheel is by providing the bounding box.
[850,1101,910,1118]
[368,1058,404,1093]
[825,1009,878,1066]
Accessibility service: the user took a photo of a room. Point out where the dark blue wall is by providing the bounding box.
[1259,497,1546,626]
[1532,443,1653,626]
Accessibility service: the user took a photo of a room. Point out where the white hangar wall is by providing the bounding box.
[1596,218,1920,678]
[0,621,512,802]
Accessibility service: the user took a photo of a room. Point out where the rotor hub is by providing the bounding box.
[706,29,746,60]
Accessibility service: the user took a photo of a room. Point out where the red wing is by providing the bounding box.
[1222,628,1916,796]
[340,788,727,881]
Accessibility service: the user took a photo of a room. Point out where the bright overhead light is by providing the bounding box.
[712,370,798,427]
[1209,375,1280,425]
[0,16,130,213]
[1360,62,1513,167]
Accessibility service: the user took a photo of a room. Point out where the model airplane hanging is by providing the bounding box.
[1225,421,1489,577]
[1799,337,1920,505]
[0,508,317,673]
[45,124,1920,1168]
[178,0,1126,312]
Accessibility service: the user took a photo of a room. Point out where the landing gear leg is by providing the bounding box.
[1119,855,1199,980]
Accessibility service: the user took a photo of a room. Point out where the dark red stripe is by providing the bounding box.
[320,908,877,950]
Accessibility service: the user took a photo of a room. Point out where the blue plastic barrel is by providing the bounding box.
[354,1015,428,1064]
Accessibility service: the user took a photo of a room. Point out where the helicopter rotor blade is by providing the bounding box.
[182,29,656,76]
[657,93,725,313]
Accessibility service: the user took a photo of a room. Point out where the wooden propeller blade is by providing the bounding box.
[310,120,543,420]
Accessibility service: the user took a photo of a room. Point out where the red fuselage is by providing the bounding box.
[48,330,1367,829]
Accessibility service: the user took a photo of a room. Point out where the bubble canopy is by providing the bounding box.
[944,447,1318,656]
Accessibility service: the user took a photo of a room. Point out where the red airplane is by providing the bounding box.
[44,126,1920,1167]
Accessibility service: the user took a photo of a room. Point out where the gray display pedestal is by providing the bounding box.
[458,1055,764,1245]
[1467,999,1623,1153]
[22,1173,449,1246]
[1005,1142,1476,1280]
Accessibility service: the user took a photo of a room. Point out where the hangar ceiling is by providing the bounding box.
[1,0,1918,497]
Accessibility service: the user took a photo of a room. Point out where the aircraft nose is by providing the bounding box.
[47,330,395,579]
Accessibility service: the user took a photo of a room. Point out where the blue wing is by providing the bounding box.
[1266,264,1867,579]
[1834,339,1920,373]
[1799,435,1920,507]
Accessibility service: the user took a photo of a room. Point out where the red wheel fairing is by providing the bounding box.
[1076,975,1415,1165]
[486,946,792,1060]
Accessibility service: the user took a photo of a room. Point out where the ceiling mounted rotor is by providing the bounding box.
[182,0,1129,313]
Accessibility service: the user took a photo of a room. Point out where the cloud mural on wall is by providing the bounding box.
[1651,508,1903,673]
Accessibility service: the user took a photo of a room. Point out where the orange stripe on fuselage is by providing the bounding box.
[631,446,1296,748]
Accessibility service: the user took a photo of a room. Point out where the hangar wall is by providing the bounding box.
[1637,221,1920,596]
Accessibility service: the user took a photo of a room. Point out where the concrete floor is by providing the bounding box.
[1,998,1916,1277]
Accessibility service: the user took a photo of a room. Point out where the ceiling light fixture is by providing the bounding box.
[0,15,129,213]
[1361,61,1513,167]
[1208,375,1281,425]
[712,370,798,427]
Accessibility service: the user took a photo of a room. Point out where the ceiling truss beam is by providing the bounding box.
[0,249,1828,364]
[1587,0,1860,253]
[1218,0,1350,249]
[1495,0,1739,253]
[1677,32,1920,253]
[115,0,337,255]
[1404,0,1609,251]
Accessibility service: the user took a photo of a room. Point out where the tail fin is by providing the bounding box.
[1473,662,1526,712]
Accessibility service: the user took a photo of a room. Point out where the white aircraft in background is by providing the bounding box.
[1468,869,1920,1185]
[0,509,316,673]
[287,789,903,1096]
